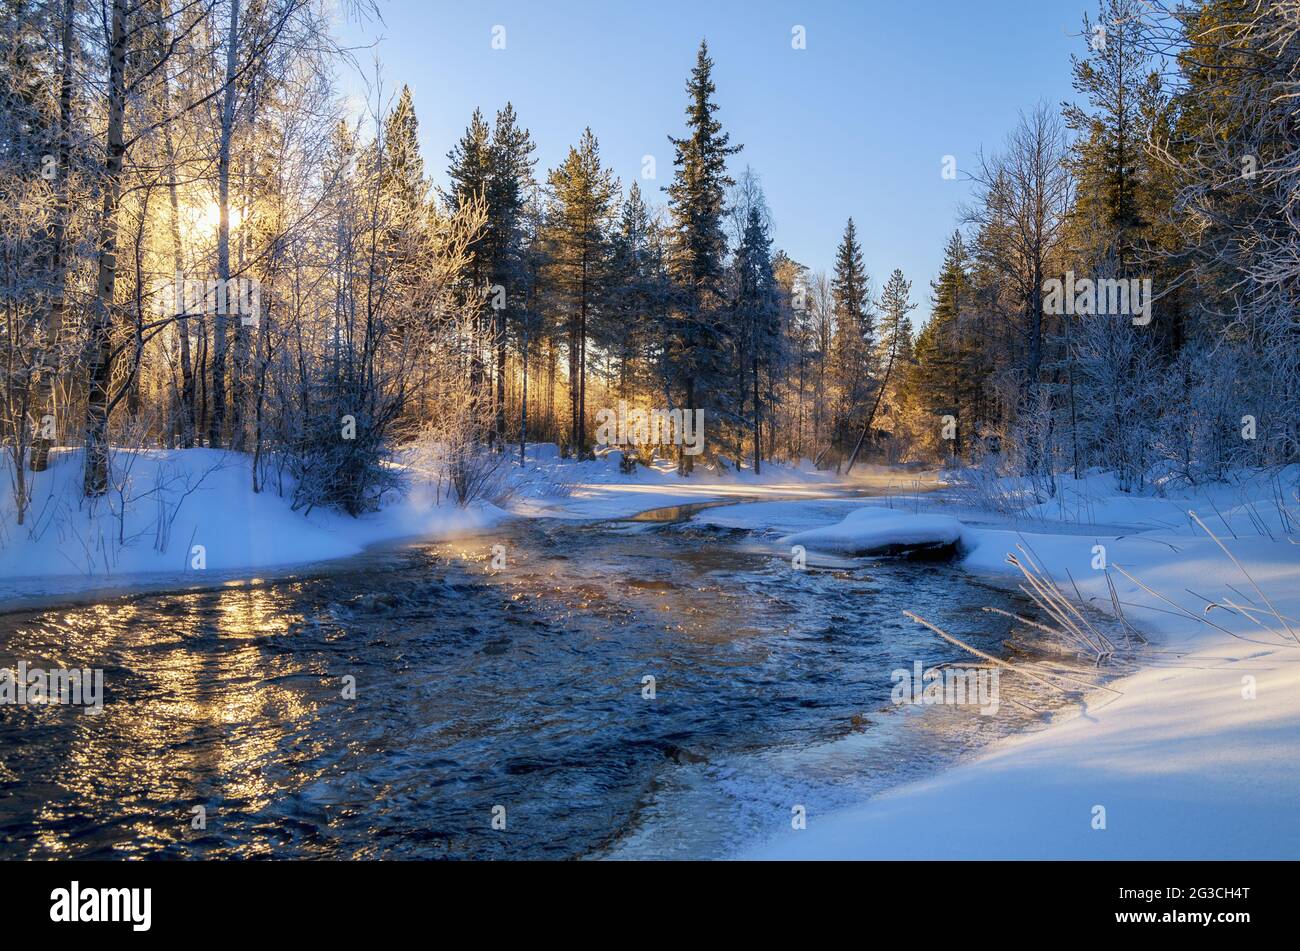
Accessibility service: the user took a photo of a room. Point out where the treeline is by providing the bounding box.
[898,0,1299,494]
[1,1,1296,532]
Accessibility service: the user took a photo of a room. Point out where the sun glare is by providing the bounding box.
[193,201,243,233]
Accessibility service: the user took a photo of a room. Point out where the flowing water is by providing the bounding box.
[0,495,1109,859]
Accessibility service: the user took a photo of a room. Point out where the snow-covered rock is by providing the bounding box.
[782,507,966,557]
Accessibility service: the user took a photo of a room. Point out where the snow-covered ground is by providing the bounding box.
[783,506,964,555]
[743,469,1300,859]
[0,448,510,604]
[0,444,870,604]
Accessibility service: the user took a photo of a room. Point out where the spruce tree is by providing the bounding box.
[733,206,779,472]
[379,85,428,336]
[665,39,742,472]
[444,108,494,414]
[487,104,536,444]
[828,217,873,458]
[1063,0,1152,275]
[444,105,536,445]
[846,268,914,471]
[912,231,972,460]
[600,181,659,399]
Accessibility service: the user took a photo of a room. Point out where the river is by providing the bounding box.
[0,493,1107,859]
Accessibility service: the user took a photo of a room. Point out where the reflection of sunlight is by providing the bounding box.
[41,586,314,854]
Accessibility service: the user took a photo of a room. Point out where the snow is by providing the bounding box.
[690,497,869,533]
[505,450,854,521]
[782,506,966,556]
[743,469,1300,859]
[0,445,853,603]
[0,448,507,604]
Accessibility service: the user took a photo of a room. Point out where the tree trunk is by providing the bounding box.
[845,331,901,474]
[230,129,255,451]
[208,0,240,448]
[164,104,196,447]
[30,0,76,472]
[519,337,528,466]
[82,0,129,496]
[678,376,695,476]
[495,302,507,447]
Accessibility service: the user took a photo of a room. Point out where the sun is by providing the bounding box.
[192,201,243,233]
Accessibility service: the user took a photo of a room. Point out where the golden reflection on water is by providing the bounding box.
[8,583,328,855]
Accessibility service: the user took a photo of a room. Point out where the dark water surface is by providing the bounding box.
[0,498,1104,859]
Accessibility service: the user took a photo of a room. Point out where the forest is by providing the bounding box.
[1,0,1296,531]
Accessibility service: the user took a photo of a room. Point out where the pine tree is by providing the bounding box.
[378,85,428,334]
[486,104,536,444]
[733,206,780,472]
[443,105,536,445]
[846,268,914,471]
[664,39,742,473]
[600,181,663,400]
[383,86,425,217]
[444,108,494,412]
[1062,0,1153,275]
[773,251,811,460]
[910,231,974,461]
[545,127,617,457]
[828,217,873,460]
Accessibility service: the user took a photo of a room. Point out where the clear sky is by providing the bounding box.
[334,0,1092,319]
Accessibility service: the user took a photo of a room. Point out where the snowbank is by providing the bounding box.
[690,497,870,534]
[0,448,506,601]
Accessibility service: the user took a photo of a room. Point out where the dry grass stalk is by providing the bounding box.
[1189,510,1299,644]
[902,610,1069,696]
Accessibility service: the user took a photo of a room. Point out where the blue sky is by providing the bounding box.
[335,0,1092,318]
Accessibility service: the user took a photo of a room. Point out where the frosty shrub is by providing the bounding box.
[413,386,511,508]
[949,452,1030,516]
[444,441,510,507]
[282,379,402,517]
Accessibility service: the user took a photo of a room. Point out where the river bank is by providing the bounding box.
[0,446,883,608]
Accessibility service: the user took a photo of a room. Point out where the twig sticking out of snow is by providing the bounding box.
[1219,598,1299,626]
[1103,568,1147,644]
[1110,562,1288,648]
[979,607,1126,696]
[982,604,1064,640]
[1192,589,1300,640]
[1203,495,1239,540]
